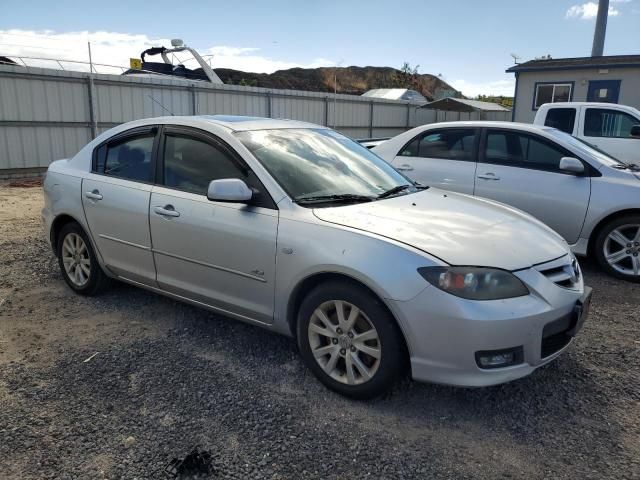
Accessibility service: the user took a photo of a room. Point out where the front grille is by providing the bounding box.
[536,255,581,290]
[541,312,574,358]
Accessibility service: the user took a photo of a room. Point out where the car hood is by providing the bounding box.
[312,188,568,271]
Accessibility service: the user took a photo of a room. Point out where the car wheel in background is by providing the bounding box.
[594,214,640,283]
[57,222,111,295]
[296,280,406,399]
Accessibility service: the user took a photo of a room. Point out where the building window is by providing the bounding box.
[534,83,572,109]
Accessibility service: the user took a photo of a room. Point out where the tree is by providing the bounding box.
[389,62,420,89]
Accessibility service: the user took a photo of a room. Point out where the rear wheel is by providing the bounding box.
[594,215,640,282]
[57,222,110,295]
[296,281,406,399]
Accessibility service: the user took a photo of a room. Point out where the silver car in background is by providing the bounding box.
[43,116,591,399]
[374,121,640,282]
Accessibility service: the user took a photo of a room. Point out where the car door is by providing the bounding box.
[474,128,590,244]
[82,126,158,286]
[149,126,278,324]
[581,107,640,163]
[390,128,478,194]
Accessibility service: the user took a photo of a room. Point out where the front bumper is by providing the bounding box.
[388,265,589,387]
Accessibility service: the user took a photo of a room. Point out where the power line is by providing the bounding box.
[0,31,88,42]
[0,42,64,51]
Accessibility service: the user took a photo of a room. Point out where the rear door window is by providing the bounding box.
[101,135,155,182]
[420,129,477,160]
[399,129,476,160]
[544,108,576,134]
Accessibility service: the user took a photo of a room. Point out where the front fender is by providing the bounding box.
[271,217,437,335]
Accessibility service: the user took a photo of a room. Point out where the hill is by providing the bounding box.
[214,66,459,100]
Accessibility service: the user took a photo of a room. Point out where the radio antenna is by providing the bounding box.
[147,94,175,116]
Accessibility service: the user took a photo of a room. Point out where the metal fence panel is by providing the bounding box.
[197,89,268,117]
[0,64,511,174]
[373,103,407,128]
[95,83,192,123]
[413,108,437,126]
[0,125,91,169]
[328,100,370,128]
[337,127,371,139]
[271,96,325,124]
[0,75,88,122]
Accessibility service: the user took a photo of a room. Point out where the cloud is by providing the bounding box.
[566,2,620,19]
[449,78,516,98]
[0,29,335,74]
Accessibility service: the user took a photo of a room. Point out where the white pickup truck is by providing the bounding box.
[533,102,640,163]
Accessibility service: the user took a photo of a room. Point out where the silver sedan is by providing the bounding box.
[373,121,640,282]
[42,115,591,399]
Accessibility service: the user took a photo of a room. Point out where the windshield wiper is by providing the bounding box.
[293,194,375,205]
[377,184,413,199]
[613,162,640,171]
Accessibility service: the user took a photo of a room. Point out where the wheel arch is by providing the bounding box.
[587,208,640,255]
[285,271,411,358]
[50,213,83,255]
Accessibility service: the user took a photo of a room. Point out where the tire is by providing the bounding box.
[57,222,111,295]
[594,214,640,283]
[296,280,406,400]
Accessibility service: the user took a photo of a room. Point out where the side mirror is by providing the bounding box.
[206,178,253,203]
[559,157,585,174]
[630,125,640,138]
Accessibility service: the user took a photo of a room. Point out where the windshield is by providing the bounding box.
[236,128,414,203]
[545,128,624,167]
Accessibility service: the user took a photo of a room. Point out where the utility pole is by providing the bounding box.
[591,0,609,57]
[87,41,94,73]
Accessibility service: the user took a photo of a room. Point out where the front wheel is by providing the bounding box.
[296,281,406,399]
[594,215,640,282]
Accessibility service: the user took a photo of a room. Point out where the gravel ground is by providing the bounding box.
[0,185,638,479]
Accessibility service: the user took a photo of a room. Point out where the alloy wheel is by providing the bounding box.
[603,224,640,276]
[307,300,381,385]
[61,232,91,287]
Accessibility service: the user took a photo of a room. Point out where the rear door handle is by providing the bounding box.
[84,189,103,200]
[154,205,180,218]
[396,164,414,171]
[477,173,500,180]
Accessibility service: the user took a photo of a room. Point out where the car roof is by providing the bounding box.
[118,115,325,133]
[416,121,550,132]
[540,102,633,108]
[197,115,323,131]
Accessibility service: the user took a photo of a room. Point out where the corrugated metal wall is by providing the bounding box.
[0,64,510,173]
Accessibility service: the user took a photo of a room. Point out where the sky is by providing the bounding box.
[1,0,639,97]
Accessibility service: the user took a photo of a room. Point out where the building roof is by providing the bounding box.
[421,97,511,112]
[506,55,640,73]
[361,88,427,103]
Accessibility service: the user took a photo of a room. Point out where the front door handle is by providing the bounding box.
[84,189,103,200]
[396,164,414,171]
[477,173,500,180]
[154,205,180,218]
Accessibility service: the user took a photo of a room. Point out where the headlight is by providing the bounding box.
[418,267,529,300]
